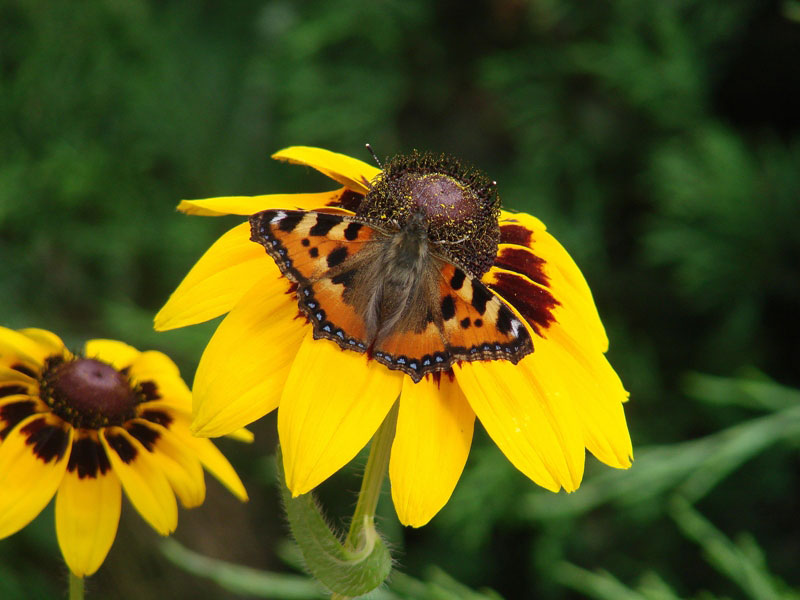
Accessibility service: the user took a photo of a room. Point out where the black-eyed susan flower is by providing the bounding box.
[155,146,632,527]
[0,327,247,577]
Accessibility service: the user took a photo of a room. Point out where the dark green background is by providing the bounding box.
[2,1,799,598]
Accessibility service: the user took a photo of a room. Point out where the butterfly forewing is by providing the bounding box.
[250,209,377,350]
[250,210,375,282]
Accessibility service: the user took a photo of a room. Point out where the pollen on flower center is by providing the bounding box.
[40,357,139,429]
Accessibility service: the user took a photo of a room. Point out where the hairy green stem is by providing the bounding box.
[331,400,398,599]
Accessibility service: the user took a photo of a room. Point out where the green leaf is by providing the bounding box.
[163,537,505,600]
[554,561,728,600]
[669,497,800,600]
[277,449,393,597]
[553,562,649,600]
[683,372,800,412]
[160,538,326,599]
[517,400,800,519]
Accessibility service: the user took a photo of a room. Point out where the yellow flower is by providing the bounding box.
[155,146,632,527]
[0,327,247,577]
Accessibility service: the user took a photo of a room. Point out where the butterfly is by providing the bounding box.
[249,152,533,383]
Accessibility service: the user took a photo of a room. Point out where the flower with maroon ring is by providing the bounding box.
[0,327,248,577]
[155,146,632,527]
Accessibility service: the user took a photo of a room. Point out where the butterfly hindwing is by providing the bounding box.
[437,262,532,361]
[370,261,533,382]
[370,270,452,381]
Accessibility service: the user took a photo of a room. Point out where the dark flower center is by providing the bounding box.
[40,356,140,429]
[358,151,501,276]
[401,173,480,226]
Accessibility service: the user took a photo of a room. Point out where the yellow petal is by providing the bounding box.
[517,344,586,486]
[455,356,584,493]
[535,233,608,353]
[0,414,72,538]
[390,376,474,527]
[484,263,608,356]
[18,328,66,355]
[494,242,608,353]
[154,222,283,331]
[545,326,632,467]
[502,222,607,352]
[84,339,141,370]
[0,365,35,385]
[497,214,603,330]
[279,331,403,496]
[147,403,247,500]
[548,284,608,356]
[226,427,254,443]
[534,229,598,315]
[191,275,305,437]
[137,401,192,432]
[271,146,380,194]
[168,415,248,502]
[500,210,547,232]
[55,467,122,577]
[177,189,352,216]
[0,326,52,366]
[129,350,192,410]
[100,427,177,535]
[0,394,44,437]
[131,421,206,508]
[129,349,181,380]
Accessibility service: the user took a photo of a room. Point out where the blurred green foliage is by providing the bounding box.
[1,0,799,598]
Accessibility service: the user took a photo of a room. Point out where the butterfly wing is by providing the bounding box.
[372,260,533,382]
[250,209,380,350]
[438,262,532,359]
[251,209,533,383]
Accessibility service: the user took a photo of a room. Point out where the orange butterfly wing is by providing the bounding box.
[437,262,532,359]
[250,209,376,349]
[371,261,532,381]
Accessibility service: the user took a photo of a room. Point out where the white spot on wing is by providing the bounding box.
[270,211,286,224]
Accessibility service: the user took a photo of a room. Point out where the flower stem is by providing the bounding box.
[331,400,399,600]
[68,572,84,600]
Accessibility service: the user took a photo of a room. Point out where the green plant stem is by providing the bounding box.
[68,572,84,600]
[331,400,398,599]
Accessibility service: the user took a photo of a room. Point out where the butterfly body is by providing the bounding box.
[357,212,433,344]
[250,152,534,382]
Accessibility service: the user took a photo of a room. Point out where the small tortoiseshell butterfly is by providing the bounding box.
[250,151,533,382]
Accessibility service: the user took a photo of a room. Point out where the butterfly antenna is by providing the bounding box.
[365,143,382,168]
